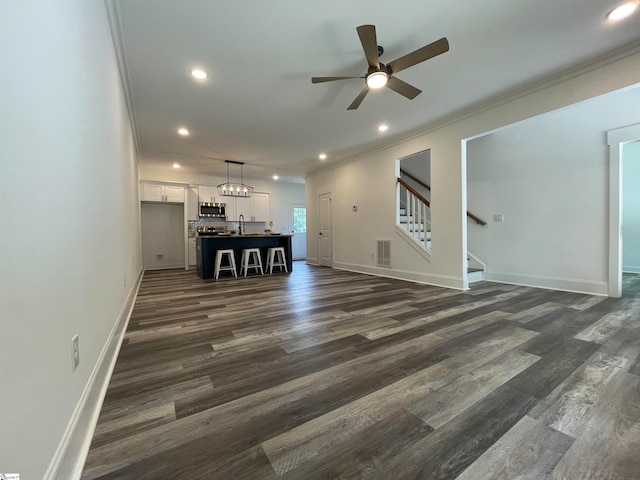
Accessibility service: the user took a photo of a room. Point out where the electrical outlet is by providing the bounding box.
[370,252,374,259]
[72,334,80,372]
[156,254,164,259]
[352,205,358,212]
[493,214,504,222]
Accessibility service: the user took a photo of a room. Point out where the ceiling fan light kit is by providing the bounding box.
[218,160,253,197]
[366,71,388,89]
[312,24,449,110]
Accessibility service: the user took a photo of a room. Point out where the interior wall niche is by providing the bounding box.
[141,203,185,269]
[397,149,432,249]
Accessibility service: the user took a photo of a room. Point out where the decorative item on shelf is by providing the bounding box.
[264,220,275,234]
[218,160,253,197]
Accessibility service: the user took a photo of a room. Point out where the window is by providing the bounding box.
[293,207,306,233]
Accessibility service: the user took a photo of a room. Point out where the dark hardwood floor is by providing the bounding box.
[81,264,640,479]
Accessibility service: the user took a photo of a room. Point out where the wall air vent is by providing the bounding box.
[377,239,391,267]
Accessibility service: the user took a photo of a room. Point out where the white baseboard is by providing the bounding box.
[45,267,143,480]
[333,261,464,290]
[144,263,184,270]
[305,257,319,266]
[484,270,608,296]
[623,265,640,274]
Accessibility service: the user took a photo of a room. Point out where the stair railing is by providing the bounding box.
[397,177,431,250]
[399,168,487,226]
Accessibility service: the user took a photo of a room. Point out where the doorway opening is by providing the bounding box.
[141,203,185,270]
[608,124,640,297]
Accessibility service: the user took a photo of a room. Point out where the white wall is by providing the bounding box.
[0,1,142,478]
[467,87,640,294]
[306,46,640,291]
[623,141,640,272]
[400,149,431,201]
[141,168,305,235]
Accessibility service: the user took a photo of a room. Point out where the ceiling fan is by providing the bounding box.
[312,25,449,110]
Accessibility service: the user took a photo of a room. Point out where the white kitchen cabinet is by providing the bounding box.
[164,185,185,203]
[141,181,185,203]
[235,197,251,219]
[251,193,269,222]
[198,185,217,204]
[187,186,199,220]
[188,238,197,266]
[222,192,269,222]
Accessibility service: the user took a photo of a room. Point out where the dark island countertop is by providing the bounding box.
[196,234,293,279]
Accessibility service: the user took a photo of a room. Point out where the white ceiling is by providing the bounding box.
[110,0,640,183]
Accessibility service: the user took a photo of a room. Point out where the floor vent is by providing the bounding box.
[377,239,391,267]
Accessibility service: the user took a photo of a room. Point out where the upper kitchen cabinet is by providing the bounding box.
[235,196,251,219]
[187,186,199,220]
[198,185,217,204]
[251,192,269,222]
[141,181,185,203]
[225,192,269,222]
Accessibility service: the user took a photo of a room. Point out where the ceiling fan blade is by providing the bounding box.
[312,76,362,83]
[347,86,369,110]
[386,76,422,100]
[356,24,380,69]
[388,37,449,74]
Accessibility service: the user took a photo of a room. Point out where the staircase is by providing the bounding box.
[399,206,431,249]
[396,173,486,284]
[466,253,485,284]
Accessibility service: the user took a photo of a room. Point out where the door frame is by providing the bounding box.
[607,123,640,297]
[317,189,334,267]
[290,202,307,260]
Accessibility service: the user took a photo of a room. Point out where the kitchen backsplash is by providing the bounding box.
[188,219,265,237]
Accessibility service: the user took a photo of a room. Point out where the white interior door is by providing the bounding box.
[318,192,333,266]
[290,203,306,260]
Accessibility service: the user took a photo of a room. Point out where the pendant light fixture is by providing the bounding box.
[218,160,253,197]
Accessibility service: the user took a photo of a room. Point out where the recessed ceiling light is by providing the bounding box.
[272,175,279,180]
[377,124,389,132]
[607,1,638,20]
[190,68,208,80]
[319,153,327,160]
[177,127,190,136]
[172,163,180,169]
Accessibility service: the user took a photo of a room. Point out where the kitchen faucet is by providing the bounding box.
[238,214,245,236]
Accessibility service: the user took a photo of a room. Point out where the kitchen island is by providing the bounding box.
[196,234,293,279]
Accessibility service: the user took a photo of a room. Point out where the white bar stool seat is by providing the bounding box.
[214,249,237,279]
[240,248,264,276]
[266,247,288,274]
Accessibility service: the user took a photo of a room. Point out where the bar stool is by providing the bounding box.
[266,247,288,274]
[214,249,237,279]
[240,248,264,276]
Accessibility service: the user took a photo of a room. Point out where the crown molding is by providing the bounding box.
[310,39,640,178]
[104,0,143,165]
